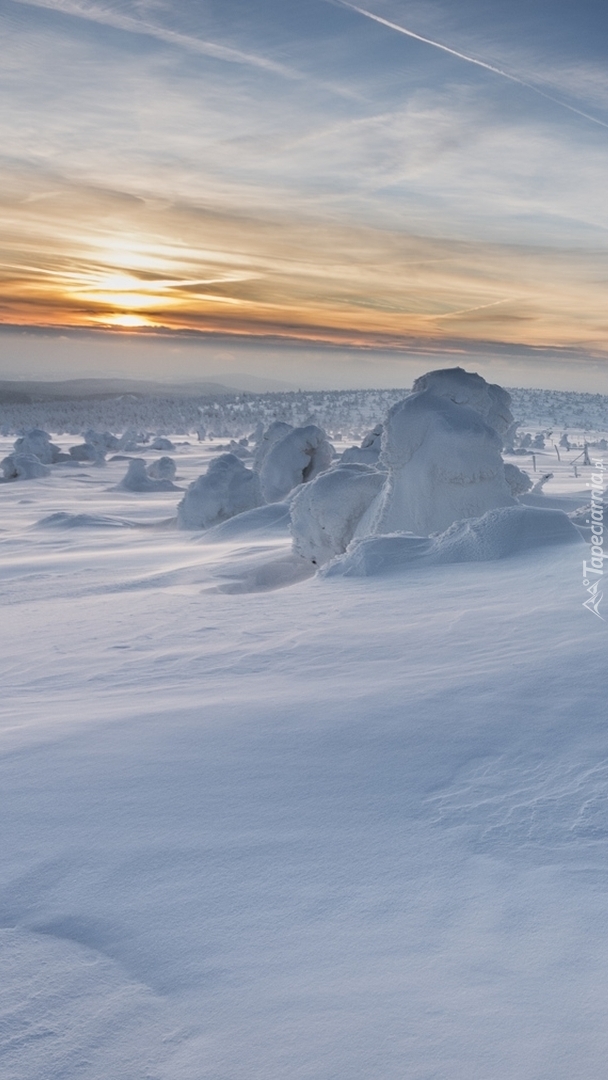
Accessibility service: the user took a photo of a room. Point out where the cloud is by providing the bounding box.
[334,1,608,131]
[9,0,296,77]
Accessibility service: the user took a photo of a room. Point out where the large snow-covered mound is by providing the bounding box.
[13,428,61,464]
[323,505,582,578]
[177,453,263,529]
[258,424,334,503]
[1,451,51,480]
[252,420,293,473]
[412,366,514,437]
[357,390,514,538]
[146,455,176,480]
[291,462,385,565]
[117,458,179,492]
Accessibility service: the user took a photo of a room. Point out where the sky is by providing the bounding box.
[1,0,608,388]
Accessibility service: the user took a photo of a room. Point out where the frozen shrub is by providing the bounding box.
[177,454,263,529]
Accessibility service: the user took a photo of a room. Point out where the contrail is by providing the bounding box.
[335,0,608,131]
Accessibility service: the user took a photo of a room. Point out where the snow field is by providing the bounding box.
[1,379,608,1079]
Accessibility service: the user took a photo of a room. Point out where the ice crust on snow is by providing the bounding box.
[177,453,263,529]
[258,424,334,503]
[323,504,582,577]
[291,462,385,565]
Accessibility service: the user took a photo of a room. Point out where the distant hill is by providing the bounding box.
[0,378,244,403]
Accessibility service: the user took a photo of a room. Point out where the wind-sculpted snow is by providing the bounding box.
[177,453,263,529]
[291,462,385,565]
[258,424,334,503]
[117,458,180,492]
[14,428,62,464]
[412,366,514,437]
[340,423,384,465]
[1,451,51,480]
[356,390,514,539]
[504,462,532,496]
[36,512,141,529]
[323,505,582,577]
[252,420,293,472]
[146,456,176,481]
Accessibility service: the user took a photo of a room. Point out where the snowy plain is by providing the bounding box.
[1,400,608,1080]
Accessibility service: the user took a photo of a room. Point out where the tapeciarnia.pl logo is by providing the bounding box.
[582,459,605,620]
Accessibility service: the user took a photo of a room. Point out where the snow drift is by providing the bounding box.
[177,453,263,529]
[323,505,582,578]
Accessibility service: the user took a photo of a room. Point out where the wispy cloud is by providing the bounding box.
[334,1,608,131]
[9,0,297,77]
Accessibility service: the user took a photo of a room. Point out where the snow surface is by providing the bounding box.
[1,404,607,1080]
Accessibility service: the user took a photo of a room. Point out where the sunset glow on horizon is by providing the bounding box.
[1,0,607,383]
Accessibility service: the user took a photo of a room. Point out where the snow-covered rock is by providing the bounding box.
[258,424,334,503]
[150,437,175,451]
[13,428,61,464]
[146,456,176,481]
[252,421,293,473]
[118,458,179,492]
[1,452,51,480]
[291,462,385,566]
[412,367,514,438]
[356,390,515,538]
[177,453,263,529]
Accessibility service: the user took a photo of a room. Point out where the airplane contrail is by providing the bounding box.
[335,1,608,131]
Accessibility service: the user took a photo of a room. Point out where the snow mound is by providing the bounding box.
[177,453,263,529]
[13,428,61,464]
[340,424,384,466]
[291,462,385,565]
[357,390,514,538]
[150,437,175,451]
[323,505,582,578]
[258,424,334,503]
[117,458,180,492]
[36,512,138,529]
[146,455,176,480]
[253,421,293,473]
[203,502,291,540]
[84,429,119,452]
[1,452,51,480]
[504,462,532,496]
[412,366,514,437]
[69,442,105,463]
